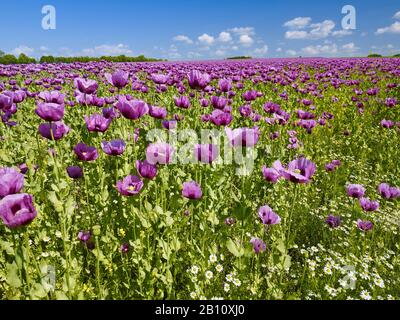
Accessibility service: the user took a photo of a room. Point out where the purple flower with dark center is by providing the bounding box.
[325,163,336,172]
[115,96,149,120]
[225,127,260,147]
[325,215,341,228]
[0,92,14,111]
[38,121,70,141]
[162,119,177,130]
[359,198,379,212]
[239,105,253,118]
[357,219,373,232]
[149,106,167,119]
[35,102,65,122]
[116,175,144,196]
[146,143,174,165]
[380,119,394,128]
[200,98,209,107]
[174,96,191,109]
[346,184,365,199]
[18,164,28,175]
[74,143,99,162]
[151,73,169,85]
[242,90,258,101]
[101,139,126,156]
[182,181,202,200]
[0,167,24,198]
[250,237,266,254]
[225,217,236,226]
[218,78,232,92]
[78,231,91,242]
[210,96,228,110]
[38,90,65,104]
[262,166,281,183]
[67,166,83,179]
[121,243,130,254]
[273,158,316,184]
[85,114,112,133]
[0,194,37,229]
[210,110,233,126]
[194,144,219,164]
[74,78,98,95]
[136,160,158,180]
[258,205,281,225]
[102,107,118,119]
[188,70,211,90]
[378,183,400,199]
[105,70,129,88]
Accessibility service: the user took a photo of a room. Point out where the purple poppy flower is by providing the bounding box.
[273,158,316,184]
[0,167,24,198]
[67,166,83,179]
[105,70,129,88]
[38,90,65,104]
[38,121,70,140]
[218,78,232,92]
[346,184,365,199]
[18,164,28,175]
[188,70,211,90]
[258,205,281,225]
[74,78,98,95]
[262,166,281,183]
[0,92,14,111]
[225,217,236,226]
[150,73,169,85]
[115,96,149,120]
[35,102,65,122]
[378,183,400,199]
[242,90,258,102]
[357,219,373,232]
[116,175,144,196]
[182,181,202,200]
[146,143,174,165]
[174,96,191,109]
[85,114,112,133]
[239,105,253,118]
[194,144,219,164]
[250,237,266,254]
[210,96,228,110]
[325,215,341,228]
[101,139,126,156]
[380,119,394,129]
[102,107,118,119]
[136,160,158,180]
[359,198,379,212]
[225,127,260,147]
[78,230,91,242]
[149,106,167,119]
[121,243,130,253]
[74,143,99,162]
[200,98,209,107]
[162,119,177,130]
[0,194,37,229]
[210,109,233,126]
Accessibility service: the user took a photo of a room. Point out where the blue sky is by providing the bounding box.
[1,0,399,60]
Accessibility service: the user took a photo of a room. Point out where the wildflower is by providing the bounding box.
[258,205,281,225]
[116,175,144,196]
[182,181,202,200]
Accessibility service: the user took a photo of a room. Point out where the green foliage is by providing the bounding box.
[226,56,252,60]
[368,53,383,58]
[39,54,164,64]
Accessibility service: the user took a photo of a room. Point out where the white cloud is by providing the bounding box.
[286,49,297,56]
[10,45,34,56]
[218,31,232,42]
[301,44,338,56]
[231,45,239,51]
[198,33,215,45]
[332,29,353,37]
[39,46,49,52]
[253,45,268,56]
[283,17,312,29]
[276,47,282,52]
[308,20,336,39]
[229,27,255,36]
[376,21,400,34]
[394,11,400,19]
[285,30,309,39]
[341,42,359,53]
[81,44,133,56]
[215,49,226,56]
[173,35,193,44]
[239,34,254,46]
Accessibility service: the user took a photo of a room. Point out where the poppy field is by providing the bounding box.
[0,58,399,300]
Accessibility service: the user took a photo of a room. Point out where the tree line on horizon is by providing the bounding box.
[0,49,399,65]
